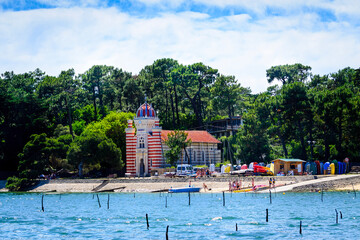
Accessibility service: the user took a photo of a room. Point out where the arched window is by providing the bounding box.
[139,137,145,148]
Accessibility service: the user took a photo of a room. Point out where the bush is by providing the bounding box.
[6,176,28,191]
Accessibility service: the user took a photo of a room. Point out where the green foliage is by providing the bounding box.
[234,110,271,164]
[18,133,70,179]
[266,63,312,85]
[5,176,28,191]
[67,111,134,175]
[1,62,360,177]
[72,120,86,136]
[165,130,192,166]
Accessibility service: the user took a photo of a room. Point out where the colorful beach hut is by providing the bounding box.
[272,159,306,175]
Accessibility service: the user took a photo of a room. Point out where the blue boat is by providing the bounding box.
[168,187,201,193]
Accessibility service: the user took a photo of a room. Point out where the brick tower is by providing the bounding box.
[125,102,162,176]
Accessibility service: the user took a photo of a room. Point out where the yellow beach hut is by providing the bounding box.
[272,159,306,176]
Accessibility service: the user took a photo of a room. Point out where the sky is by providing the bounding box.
[0,0,359,93]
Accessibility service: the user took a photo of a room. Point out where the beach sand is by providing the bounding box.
[2,174,360,193]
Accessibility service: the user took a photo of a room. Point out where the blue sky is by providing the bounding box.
[1,0,359,92]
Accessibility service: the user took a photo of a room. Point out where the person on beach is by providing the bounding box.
[203,183,209,191]
[229,180,232,191]
[273,178,276,188]
[269,178,272,188]
[189,180,192,187]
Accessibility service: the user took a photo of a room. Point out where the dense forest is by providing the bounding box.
[0,59,359,183]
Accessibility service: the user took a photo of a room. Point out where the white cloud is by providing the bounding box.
[0,5,359,93]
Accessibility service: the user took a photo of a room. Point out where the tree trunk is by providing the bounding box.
[228,104,234,136]
[169,89,176,129]
[174,85,180,126]
[165,88,169,127]
[337,111,343,158]
[92,87,97,121]
[280,135,288,158]
[324,136,330,161]
[78,161,84,178]
[298,121,307,160]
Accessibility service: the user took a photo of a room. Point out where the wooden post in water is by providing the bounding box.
[107,194,110,209]
[166,225,169,240]
[165,196,168,208]
[188,192,191,206]
[41,194,44,212]
[335,209,338,224]
[269,190,272,204]
[299,221,302,234]
[340,211,343,219]
[146,213,149,230]
[236,223,238,231]
[321,187,324,202]
[352,183,356,198]
[266,209,268,222]
[223,191,225,207]
[134,193,135,198]
[96,194,101,208]
[93,194,94,199]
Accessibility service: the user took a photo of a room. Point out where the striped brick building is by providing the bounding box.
[126,102,221,177]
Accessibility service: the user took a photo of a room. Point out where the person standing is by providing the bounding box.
[269,178,272,188]
[273,178,276,188]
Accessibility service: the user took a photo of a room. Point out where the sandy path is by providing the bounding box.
[257,174,360,193]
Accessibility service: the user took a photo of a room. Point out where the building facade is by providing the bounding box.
[126,102,221,176]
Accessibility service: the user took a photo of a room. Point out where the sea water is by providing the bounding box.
[0,191,359,239]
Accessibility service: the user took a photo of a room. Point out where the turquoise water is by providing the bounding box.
[0,191,359,239]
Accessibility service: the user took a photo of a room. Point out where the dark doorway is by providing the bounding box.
[140,159,145,177]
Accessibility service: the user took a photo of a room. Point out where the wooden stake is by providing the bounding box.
[299,221,302,234]
[340,211,343,219]
[166,225,169,240]
[188,192,191,206]
[223,191,225,206]
[269,190,272,204]
[96,194,101,208]
[165,196,168,208]
[107,194,110,209]
[352,183,356,198]
[335,209,338,224]
[321,187,324,202]
[41,194,44,212]
[266,209,268,222]
[236,223,238,231]
[146,213,149,230]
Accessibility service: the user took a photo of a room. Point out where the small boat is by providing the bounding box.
[168,187,201,193]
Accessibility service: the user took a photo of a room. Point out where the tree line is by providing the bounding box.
[0,59,359,184]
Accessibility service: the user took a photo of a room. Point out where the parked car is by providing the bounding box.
[176,164,193,175]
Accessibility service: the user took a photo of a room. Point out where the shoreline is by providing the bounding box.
[2,174,360,193]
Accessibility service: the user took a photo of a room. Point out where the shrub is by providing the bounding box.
[6,176,28,191]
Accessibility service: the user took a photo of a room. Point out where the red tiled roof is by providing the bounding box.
[161,130,221,144]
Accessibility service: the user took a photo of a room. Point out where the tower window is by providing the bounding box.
[139,137,145,148]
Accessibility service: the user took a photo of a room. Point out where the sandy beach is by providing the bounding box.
[0,174,354,193]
